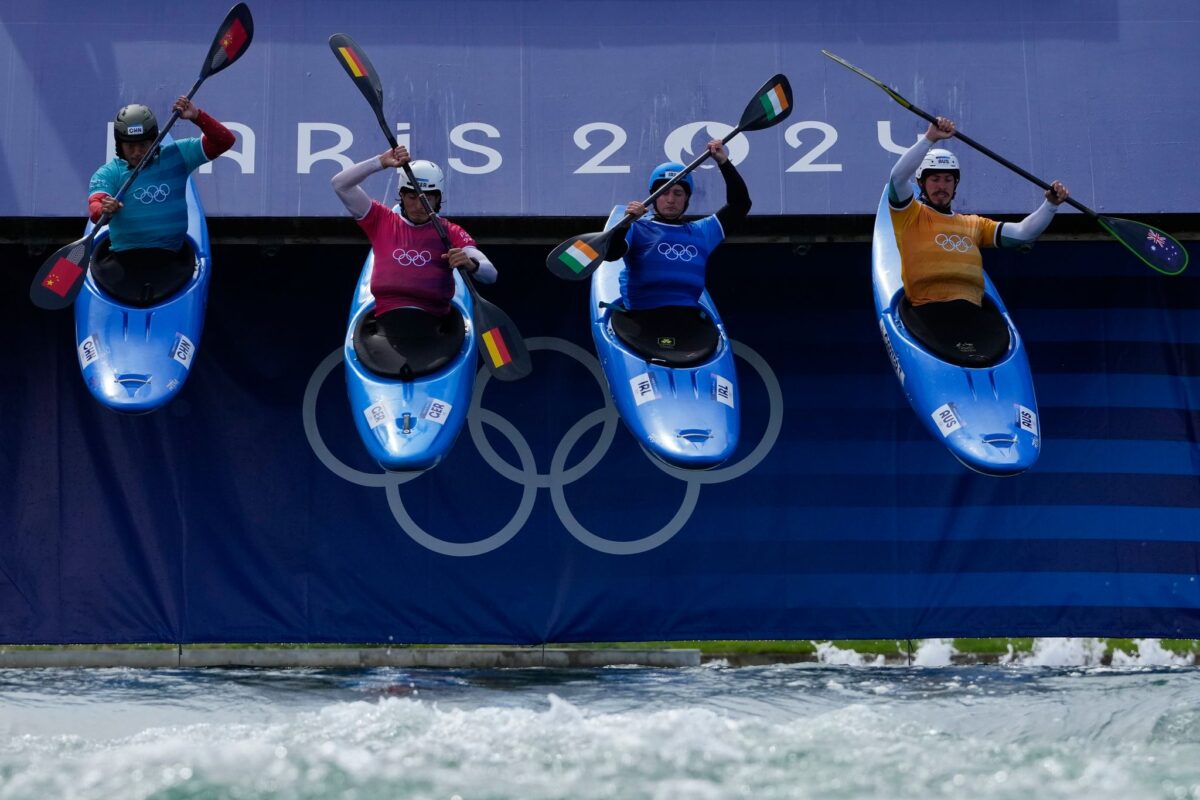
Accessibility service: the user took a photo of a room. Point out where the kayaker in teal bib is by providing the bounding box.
[603,139,751,310]
[87,98,234,306]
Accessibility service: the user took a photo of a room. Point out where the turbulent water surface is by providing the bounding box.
[2,640,1199,800]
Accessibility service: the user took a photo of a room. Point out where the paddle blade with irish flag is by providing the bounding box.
[738,73,794,131]
[203,4,254,78]
[546,231,612,281]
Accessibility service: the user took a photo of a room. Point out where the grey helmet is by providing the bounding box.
[114,104,159,143]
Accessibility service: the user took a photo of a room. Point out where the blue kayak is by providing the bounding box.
[590,206,740,469]
[872,187,1041,475]
[344,226,476,472]
[74,144,210,414]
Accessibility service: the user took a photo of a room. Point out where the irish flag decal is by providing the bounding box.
[482,327,513,368]
[338,46,367,78]
[758,82,789,120]
[557,239,600,274]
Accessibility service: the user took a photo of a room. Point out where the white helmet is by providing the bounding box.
[916,148,960,180]
[397,160,445,194]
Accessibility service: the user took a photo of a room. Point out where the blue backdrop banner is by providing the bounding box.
[1,0,1197,217]
[3,238,1199,644]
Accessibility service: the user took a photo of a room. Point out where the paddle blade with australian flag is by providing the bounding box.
[1098,216,1190,276]
[203,3,254,78]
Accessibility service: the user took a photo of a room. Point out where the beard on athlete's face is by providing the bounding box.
[921,173,957,207]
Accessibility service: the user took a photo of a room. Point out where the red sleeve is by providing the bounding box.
[194,110,236,160]
[88,192,109,223]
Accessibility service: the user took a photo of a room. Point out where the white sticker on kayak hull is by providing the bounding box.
[932,403,962,437]
[172,334,195,369]
[1017,404,1039,436]
[714,375,734,408]
[422,398,452,426]
[630,373,656,406]
[77,335,99,369]
[363,401,391,430]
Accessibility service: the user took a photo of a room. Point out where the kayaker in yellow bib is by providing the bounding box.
[889,116,1069,365]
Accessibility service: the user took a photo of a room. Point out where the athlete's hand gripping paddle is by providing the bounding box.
[329,33,532,382]
[545,74,794,281]
[821,49,1189,276]
[30,3,254,310]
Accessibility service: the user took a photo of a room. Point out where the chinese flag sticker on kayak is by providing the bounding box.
[482,327,513,368]
[220,18,249,60]
[41,258,83,297]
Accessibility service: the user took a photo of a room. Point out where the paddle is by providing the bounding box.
[821,49,1189,276]
[29,3,254,310]
[545,74,794,281]
[329,33,532,382]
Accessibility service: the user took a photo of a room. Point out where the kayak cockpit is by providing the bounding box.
[609,304,718,367]
[90,237,197,308]
[352,307,466,381]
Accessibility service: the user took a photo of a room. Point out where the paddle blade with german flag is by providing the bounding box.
[329,33,387,114]
[1097,215,1190,276]
[473,300,532,381]
[738,73,794,132]
[202,3,254,79]
[29,234,95,310]
[545,229,613,281]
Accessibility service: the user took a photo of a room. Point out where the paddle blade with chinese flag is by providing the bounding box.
[203,3,254,78]
[29,235,94,310]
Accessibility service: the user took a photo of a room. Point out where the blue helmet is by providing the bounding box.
[648,162,693,195]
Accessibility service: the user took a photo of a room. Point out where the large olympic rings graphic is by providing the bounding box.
[132,184,170,204]
[302,336,782,557]
[657,242,699,261]
[392,249,432,267]
[934,233,973,253]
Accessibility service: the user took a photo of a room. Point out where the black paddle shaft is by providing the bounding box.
[896,104,1093,219]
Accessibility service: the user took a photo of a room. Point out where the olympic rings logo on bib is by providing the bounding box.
[657,243,699,261]
[132,184,170,204]
[934,233,973,253]
[392,249,432,267]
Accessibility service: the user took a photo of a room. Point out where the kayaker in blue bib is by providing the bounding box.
[604,139,751,310]
[87,98,235,306]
